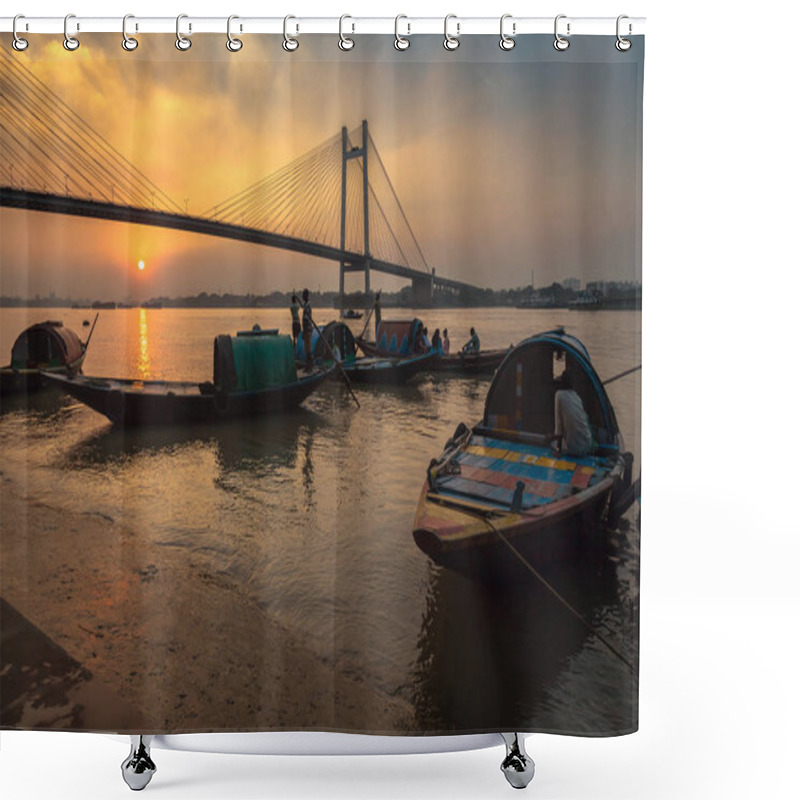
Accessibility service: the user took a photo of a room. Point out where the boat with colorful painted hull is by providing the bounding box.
[0,320,89,395]
[412,330,634,576]
[45,330,330,425]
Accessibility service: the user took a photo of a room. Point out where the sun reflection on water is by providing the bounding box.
[137,308,151,379]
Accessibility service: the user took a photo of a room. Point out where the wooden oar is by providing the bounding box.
[603,364,641,385]
[309,316,360,409]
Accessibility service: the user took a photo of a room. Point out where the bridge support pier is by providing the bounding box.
[411,269,434,308]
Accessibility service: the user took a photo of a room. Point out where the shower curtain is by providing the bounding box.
[0,30,642,738]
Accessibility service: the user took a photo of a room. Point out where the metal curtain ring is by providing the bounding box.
[12,15,29,51]
[227,15,243,51]
[499,14,515,51]
[394,15,410,50]
[339,15,354,51]
[122,14,138,51]
[615,14,632,51]
[63,13,80,51]
[283,15,299,51]
[443,14,460,51]
[176,14,192,51]
[553,14,570,51]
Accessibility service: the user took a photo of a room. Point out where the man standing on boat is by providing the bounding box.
[302,289,314,371]
[374,290,382,339]
[462,327,480,354]
[442,329,450,355]
[290,294,302,349]
[552,369,593,457]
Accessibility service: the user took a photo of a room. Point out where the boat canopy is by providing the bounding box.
[374,319,424,355]
[296,321,357,363]
[10,321,83,369]
[483,330,620,447]
[214,332,297,391]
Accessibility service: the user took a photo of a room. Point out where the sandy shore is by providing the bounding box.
[0,478,414,733]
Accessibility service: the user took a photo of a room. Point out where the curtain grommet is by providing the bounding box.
[554,14,570,51]
[394,15,410,51]
[63,14,80,51]
[12,15,29,51]
[615,15,632,51]
[226,15,243,52]
[283,15,299,52]
[443,14,460,51]
[176,14,192,51]
[499,14,516,51]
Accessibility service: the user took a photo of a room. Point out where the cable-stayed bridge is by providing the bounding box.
[0,52,476,304]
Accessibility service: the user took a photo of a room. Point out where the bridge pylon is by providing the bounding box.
[340,119,371,304]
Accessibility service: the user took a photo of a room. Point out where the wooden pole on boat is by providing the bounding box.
[603,364,641,385]
[83,313,100,352]
[310,316,360,409]
[358,289,380,340]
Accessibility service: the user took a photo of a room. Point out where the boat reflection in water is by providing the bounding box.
[411,537,636,733]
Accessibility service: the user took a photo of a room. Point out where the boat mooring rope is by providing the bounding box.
[461,507,636,675]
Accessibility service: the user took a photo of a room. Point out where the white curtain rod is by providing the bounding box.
[0,16,645,36]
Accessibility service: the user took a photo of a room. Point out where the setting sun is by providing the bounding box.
[138,260,145,271]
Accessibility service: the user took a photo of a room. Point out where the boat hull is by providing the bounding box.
[355,338,508,375]
[412,428,626,578]
[0,356,85,396]
[428,349,510,374]
[44,370,328,426]
[413,477,616,579]
[342,352,437,384]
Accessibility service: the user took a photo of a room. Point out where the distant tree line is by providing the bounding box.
[0,281,641,310]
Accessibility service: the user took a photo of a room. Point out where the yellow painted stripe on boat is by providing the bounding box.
[537,457,556,468]
[579,465,595,475]
[555,459,576,471]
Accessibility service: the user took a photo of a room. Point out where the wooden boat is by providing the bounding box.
[413,330,634,575]
[342,309,363,320]
[45,330,330,425]
[355,319,509,376]
[299,321,435,385]
[354,318,426,358]
[428,348,511,374]
[344,352,438,384]
[0,320,90,395]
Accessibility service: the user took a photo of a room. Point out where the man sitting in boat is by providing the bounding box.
[462,327,480,354]
[431,328,442,353]
[552,368,593,457]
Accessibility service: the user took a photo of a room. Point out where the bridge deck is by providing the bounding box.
[0,188,478,294]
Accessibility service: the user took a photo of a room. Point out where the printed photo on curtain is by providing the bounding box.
[0,31,643,738]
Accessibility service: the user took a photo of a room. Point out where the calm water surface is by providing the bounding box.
[0,306,640,732]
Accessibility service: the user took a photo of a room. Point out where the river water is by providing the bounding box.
[0,306,640,733]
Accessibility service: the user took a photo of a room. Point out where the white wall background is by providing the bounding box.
[2,1,798,798]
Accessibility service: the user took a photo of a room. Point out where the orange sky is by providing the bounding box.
[0,34,643,301]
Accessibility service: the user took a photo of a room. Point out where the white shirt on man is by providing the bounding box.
[554,389,592,456]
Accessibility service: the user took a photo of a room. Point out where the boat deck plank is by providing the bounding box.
[437,436,613,512]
